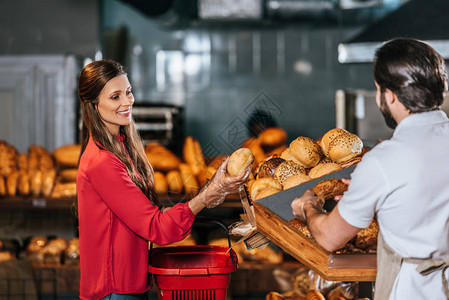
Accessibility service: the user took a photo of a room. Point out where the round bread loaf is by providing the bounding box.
[328,133,363,163]
[274,160,305,185]
[289,137,322,168]
[53,144,81,167]
[305,290,326,300]
[258,127,288,148]
[253,186,282,201]
[256,157,285,179]
[227,148,255,176]
[282,173,311,190]
[308,162,342,179]
[320,128,349,157]
[250,177,282,201]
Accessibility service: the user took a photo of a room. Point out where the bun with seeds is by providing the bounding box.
[320,128,349,157]
[289,137,323,168]
[327,133,363,164]
[274,160,305,185]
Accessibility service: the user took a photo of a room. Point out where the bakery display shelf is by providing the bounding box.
[0,194,242,210]
[0,196,75,209]
[253,203,377,282]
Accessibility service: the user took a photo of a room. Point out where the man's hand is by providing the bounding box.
[291,189,323,222]
[334,178,351,201]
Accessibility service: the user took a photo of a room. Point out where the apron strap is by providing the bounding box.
[411,256,449,299]
[375,232,449,300]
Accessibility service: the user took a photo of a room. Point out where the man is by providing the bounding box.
[291,38,449,300]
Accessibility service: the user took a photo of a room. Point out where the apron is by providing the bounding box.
[374,232,449,300]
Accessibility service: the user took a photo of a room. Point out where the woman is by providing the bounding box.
[76,60,249,300]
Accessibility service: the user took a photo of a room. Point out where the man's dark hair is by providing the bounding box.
[374,38,448,113]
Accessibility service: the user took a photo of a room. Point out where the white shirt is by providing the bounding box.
[337,110,449,300]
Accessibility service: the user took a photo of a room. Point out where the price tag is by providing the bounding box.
[32,199,47,208]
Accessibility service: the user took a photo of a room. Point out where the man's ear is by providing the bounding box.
[384,88,398,105]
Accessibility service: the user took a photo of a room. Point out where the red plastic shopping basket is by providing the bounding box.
[148,219,238,300]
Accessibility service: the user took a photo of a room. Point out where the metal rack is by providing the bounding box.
[132,104,184,155]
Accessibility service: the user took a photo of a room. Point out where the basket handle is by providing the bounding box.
[149,217,236,265]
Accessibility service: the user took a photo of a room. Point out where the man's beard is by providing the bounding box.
[379,93,397,129]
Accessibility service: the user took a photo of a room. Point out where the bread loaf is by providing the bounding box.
[282,174,311,190]
[50,182,76,198]
[42,169,56,197]
[31,170,43,196]
[265,144,287,157]
[18,171,31,196]
[145,143,181,172]
[0,176,6,196]
[166,170,183,194]
[197,166,217,187]
[153,171,168,195]
[242,138,265,167]
[308,162,342,179]
[17,153,28,171]
[250,177,282,201]
[227,148,255,176]
[256,157,285,179]
[274,160,305,185]
[183,136,206,176]
[355,219,379,250]
[288,219,311,238]
[258,127,287,148]
[179,163,199,195]
[320,128,349,157]
[327,133,363,164]
[265,291,286,300]
[289,137,322,168]
[53,144,81,167]
[305,290,325,300]
[0,141,18,177]
[59,169,78,183]
[6,171,19,196]
[312,178,348,206]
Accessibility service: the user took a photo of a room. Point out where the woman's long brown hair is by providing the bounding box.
[74,60,158,216]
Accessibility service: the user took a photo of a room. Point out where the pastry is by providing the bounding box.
[312,178,348,206]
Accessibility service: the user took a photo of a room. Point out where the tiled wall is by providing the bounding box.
[103,1,377,154]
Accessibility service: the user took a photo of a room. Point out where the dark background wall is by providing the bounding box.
[0,0,395,154]
[101,0,381,155]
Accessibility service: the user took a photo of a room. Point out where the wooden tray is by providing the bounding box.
[253,203,376,282]
[248,164,377,282]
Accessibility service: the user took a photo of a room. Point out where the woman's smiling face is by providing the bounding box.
[97,74,134,135]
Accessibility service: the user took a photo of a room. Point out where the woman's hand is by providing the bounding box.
[200,156,251,208]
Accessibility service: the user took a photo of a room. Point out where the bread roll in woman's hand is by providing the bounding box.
[199,156,251,208]
[227,148,255,176]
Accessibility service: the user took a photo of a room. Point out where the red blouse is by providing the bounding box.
[76,136,194,300]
